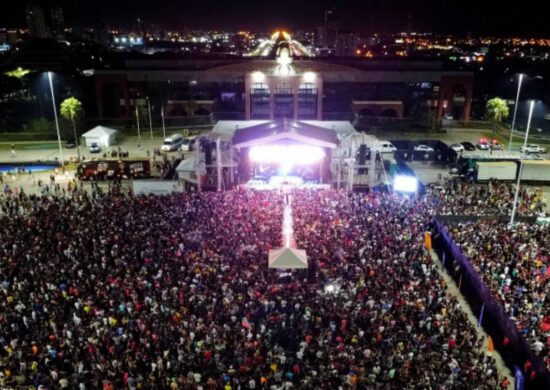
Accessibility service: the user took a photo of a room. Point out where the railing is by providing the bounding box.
[431,219,550,390]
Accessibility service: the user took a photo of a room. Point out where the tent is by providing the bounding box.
[268,247,308,269]
[82,126,119,147]
[175,158,197,183]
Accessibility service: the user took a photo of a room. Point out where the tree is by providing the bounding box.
[485,97,509,137]
[60,97,84,161]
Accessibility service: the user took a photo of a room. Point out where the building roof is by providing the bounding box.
[82,125,118,138]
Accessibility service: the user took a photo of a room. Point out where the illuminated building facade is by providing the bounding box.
[92,32,474,122]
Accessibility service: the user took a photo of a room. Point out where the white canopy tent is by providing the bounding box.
[268,247,308,269]
[82,126,119,147]
[175,158,197,183]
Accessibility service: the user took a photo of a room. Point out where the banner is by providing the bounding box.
[77,160,151,181]
[133,180,183,195]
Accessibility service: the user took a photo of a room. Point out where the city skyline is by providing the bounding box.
[2,0,550,36]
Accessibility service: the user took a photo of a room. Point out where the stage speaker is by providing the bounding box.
[358,144,367,174]
[205,141,212,166]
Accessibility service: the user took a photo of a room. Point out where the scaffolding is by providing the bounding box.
[333,133,390,191]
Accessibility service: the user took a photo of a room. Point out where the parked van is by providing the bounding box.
[378,141,397,153]
[161,133,184,152]
[181,136,197,152]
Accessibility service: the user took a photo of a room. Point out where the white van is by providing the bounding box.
[180,136,197,152]
[378,141,397,153]
[161,133,184,152]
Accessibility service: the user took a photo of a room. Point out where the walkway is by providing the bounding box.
[430,249,514,388]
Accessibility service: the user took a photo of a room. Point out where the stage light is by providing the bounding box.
[303,71,316,83]
[249,145,325,166]
[393,175,418,193]
[252,71,265,83]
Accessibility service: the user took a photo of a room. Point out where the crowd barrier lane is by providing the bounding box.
[435,214,537,225]
[431,219,550,390]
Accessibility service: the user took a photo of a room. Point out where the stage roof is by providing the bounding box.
[212,120,356,149]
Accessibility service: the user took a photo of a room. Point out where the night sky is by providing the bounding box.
[2,0,550,36]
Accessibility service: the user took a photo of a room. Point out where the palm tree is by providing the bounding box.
[485,97,510,140]
[5,67,31,79]
[60,97,84,161]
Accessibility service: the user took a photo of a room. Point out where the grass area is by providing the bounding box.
[379,132,445,141]
[0,132,59,142]
[0,142,59,151]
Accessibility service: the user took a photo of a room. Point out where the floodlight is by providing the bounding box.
[393,175,418,193]
[303,71,316,83]
[251,71,266,83]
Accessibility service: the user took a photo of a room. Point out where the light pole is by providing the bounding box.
[161,105,166,140]
[510,100,535,225]
[48,72,64,166]
[147,97,153,139]
[135,105,141,140]
[508,74,524,151]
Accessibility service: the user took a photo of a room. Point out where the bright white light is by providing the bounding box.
[325,284,335,294]
[249,145,325,166]
[130,37,135,43]
[251,71,265,83]
[275,48,294,76]
[393,175,418,193]
[114,37,120,43]
[303,71,316,83]
[121,37,127,43]
[282,204,293,247]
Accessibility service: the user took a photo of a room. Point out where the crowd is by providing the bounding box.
[426,179,547,217]
[0,188,508,389]
[448,221,550,372]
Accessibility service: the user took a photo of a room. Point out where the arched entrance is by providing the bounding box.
[194,107,211,116]
[358,108,375,117]
[438,75,474,121]
[449,84,468,120]
[100,82,124,118]
[379,108,399,118]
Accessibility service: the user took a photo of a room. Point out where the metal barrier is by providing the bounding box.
[431,219,549,390]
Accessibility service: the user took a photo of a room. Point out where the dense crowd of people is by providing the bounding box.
[0,188,510,389]
[426,179,547,217]
[448,221,550,372]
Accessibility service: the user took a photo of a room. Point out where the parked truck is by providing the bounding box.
[520,160,550,182]
[475,161,518,181]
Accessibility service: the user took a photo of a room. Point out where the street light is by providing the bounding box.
[510,100,535,225]
[47,72,64,166]
[147,97,153,139]
[135,105,141,140]
[161,105,166,140]
[508,74,524,151]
